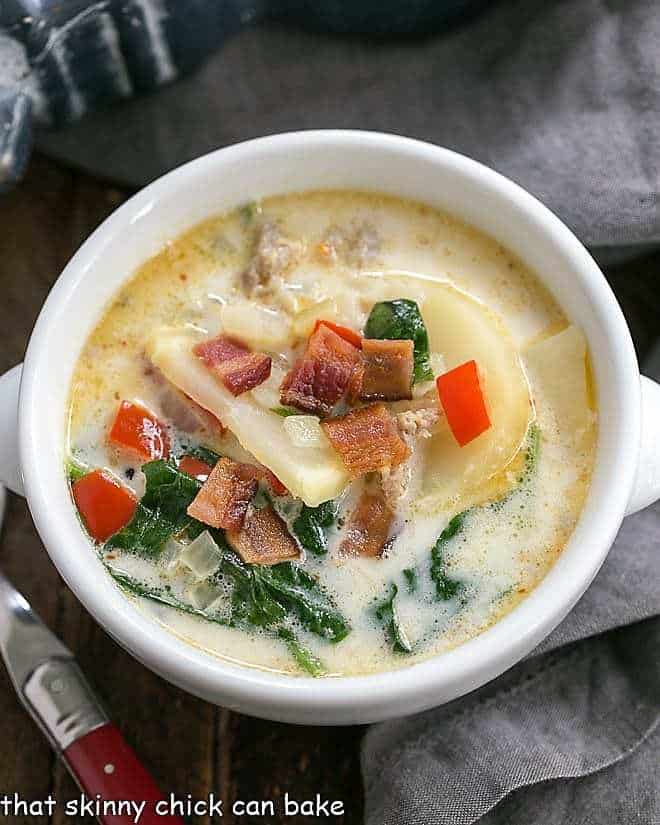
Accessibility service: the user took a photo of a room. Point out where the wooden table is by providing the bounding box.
[1,155,658,825]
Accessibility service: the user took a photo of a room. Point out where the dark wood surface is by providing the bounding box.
[1,155,658,825]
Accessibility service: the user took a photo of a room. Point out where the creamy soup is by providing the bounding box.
[67,191,596,677]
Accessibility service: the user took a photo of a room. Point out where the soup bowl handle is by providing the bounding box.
[0,364,24,496]
[626,374,660,517]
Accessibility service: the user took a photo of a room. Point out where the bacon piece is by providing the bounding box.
[357,339,414,401]
[226,505,300,565]
[321,403,410,477]
[340,488,394,557]
[194,335,271,396]
[279,324,361,415]
[187,457,258,530]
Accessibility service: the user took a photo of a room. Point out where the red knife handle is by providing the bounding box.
[62,723,184,825]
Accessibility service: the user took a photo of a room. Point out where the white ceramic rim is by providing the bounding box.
[18,131,640,724]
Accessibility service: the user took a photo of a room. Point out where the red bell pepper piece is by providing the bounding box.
[313,319,362,349]
[436,360,491,447]
[178,455,214,481]
[73,470,137,542]
[109,401,170,461]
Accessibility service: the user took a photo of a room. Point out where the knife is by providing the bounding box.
[0,490,184,825]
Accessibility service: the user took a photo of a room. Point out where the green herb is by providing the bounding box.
[271,406,302,417]
[203,532,349,642]
[254,562,350,642]
[179,445,221,467]
[364,298,433,383]
[403,567,418,593]
[107,459,202,556]
[374,583,412,654]
[107,566,326,676]
[277,628,325,677]
[141,460,201,526]
[430,512,466,601]
[66,457,89,483]
[107,567,231,626]
[292,500,338,556]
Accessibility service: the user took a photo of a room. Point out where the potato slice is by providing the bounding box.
[220,301,290,349]
[358,274,532,511]
[147,328,349,506]
[523,325,591,436]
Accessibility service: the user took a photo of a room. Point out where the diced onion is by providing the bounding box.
[179,530,222,580]
[283,415,327,448]
[186,580,222,610]
[160,537,185,576]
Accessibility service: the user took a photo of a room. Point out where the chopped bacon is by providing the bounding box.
[340,488,394,557]
[194,335,272,396]
[187,457,258,530]
[109,401,170,461]
[357,338,414,401]
[226,505,300,565]
[280,324,361,415]
[321,403,410,477]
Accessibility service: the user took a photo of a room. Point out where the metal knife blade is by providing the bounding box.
[0,570,73,691]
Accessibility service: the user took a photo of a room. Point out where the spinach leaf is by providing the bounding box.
[226,552,288,628]
[105,503,176,557]
[277,628,325,677]
[107,460,202,557]
[210,535,349,643]
[364,298,433,383]
[430,512,466,601]
[374,583,412,654]
[292,500,338,556]
[403,567,418,593]
[141,460,202,528]
[256,563,350,643]
[107,566,326,676]
[107,567,231,626]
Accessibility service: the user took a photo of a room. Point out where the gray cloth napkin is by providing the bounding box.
[37,0,660,255]
[35,0,660,820]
